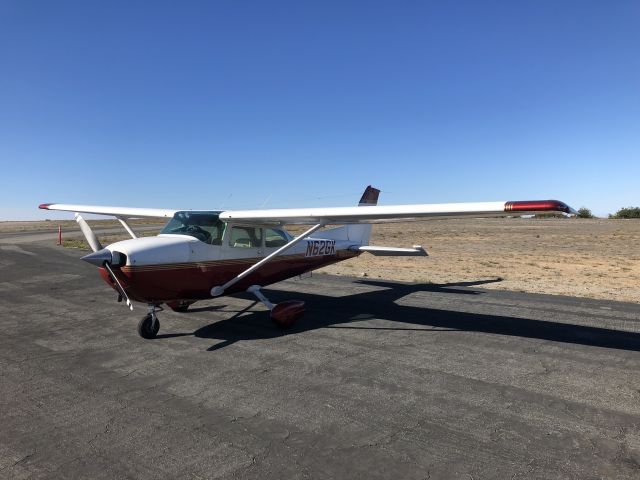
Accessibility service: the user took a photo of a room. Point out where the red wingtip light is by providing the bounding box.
[504,200,573,214]
[39,203,53,210]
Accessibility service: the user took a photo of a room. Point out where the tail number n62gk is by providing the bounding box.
[305,239,336,257]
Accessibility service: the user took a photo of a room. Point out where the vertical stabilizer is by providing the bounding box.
[358,186,380,206]
[323,186,379,245]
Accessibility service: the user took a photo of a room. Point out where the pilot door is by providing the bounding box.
[223,225,264,260]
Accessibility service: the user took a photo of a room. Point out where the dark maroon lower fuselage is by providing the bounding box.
[100,250,360,304]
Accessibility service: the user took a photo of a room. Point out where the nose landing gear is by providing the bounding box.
[138,305,160,339]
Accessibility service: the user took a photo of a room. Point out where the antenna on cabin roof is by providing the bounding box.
[260,194,272,208]
[220,193,233,210]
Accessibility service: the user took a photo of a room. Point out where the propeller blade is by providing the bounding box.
[103,262,133,311]
[75,213,103,252]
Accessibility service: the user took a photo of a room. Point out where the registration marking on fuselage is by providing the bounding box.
[305,239,336,257]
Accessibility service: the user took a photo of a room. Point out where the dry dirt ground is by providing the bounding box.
[319,218,640,303]
[4,218,639,303]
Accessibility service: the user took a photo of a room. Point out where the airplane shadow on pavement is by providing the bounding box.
[156,278,640,352]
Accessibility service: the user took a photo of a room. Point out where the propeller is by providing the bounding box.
[81,248,133,311]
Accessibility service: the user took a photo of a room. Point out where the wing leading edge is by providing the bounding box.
[219,200,575,226]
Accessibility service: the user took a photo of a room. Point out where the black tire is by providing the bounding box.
[137,313,160,339]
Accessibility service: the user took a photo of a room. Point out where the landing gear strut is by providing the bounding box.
[138,305,160,339]
[247,285,305,328]
[166,300,192,312]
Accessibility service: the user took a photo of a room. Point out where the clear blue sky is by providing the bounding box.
[1,0,638,219]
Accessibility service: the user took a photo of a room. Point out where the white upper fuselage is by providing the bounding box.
[105,231,352,267]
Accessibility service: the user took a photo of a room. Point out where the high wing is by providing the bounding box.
[39,199,576,225]
[39,204,177,219]
[219,200,576,226]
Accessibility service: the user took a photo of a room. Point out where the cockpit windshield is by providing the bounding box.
[160,211,225,244]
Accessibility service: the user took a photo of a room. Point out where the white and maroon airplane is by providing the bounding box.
[39,187,575,339]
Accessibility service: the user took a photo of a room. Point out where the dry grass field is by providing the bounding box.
[4,218,639,302]
[319,218,640,303]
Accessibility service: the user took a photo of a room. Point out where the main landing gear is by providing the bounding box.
[135,289,305,339]
[166,300,192,312]
[138,305,160,339]
[247,285,306,328]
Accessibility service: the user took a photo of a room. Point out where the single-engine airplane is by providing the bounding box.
[39,187,575,339]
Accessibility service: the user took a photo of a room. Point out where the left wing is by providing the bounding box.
[39,204,177,219]
[219,200,575,226]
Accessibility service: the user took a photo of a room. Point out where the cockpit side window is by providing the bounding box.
[264,228,290,248]
[160,211,225,245]
[229,226,263,248]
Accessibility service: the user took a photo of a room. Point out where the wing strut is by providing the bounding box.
[210,223,325,297]
[117,217,138,239]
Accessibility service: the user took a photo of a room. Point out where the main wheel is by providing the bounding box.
[137,313,160,339]
[270,301,305,329]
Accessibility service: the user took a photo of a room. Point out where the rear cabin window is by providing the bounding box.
[265,228,290,248]
[230,226,262,248]
[160,211,225,245]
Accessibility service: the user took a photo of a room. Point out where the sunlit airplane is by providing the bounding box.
[39,187,575,339]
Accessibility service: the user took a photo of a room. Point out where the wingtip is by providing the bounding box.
[39,203,53,210]
[504,200,575,215]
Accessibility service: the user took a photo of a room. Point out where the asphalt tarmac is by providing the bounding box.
[1,233,639,479]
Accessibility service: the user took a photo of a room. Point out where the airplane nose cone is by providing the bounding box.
[81,248,113,266]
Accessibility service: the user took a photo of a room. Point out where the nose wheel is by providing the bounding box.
[138,306,160,339]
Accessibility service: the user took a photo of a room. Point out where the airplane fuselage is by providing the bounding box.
[100,233,360,305]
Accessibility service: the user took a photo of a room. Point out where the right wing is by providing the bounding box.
[219,200,576,226]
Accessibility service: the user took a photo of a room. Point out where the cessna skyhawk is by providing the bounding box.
[39,187,575,339]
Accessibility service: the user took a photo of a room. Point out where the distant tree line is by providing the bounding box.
[534,206,640,219]
[576,207,594,218]
[609,207,640,219]
[535,207,593,219]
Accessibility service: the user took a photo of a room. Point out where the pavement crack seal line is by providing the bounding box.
[87,416,115,452]
[0,452,36,471]
[8,352,71,366]
[118,368,139,378]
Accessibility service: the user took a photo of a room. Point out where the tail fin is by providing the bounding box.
[324,185,379,245]
[358,185,380,206]
[351,186,376,244]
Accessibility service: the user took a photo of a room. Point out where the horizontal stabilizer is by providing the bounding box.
[354,245,428,256]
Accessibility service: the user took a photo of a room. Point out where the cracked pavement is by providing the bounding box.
[1,234,640,479]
